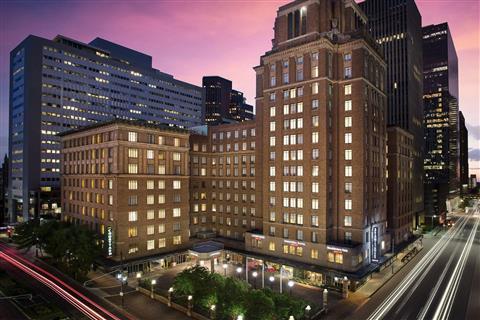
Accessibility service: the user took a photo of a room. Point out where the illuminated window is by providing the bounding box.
[173,208,181,217]
[345,166,352,177]
[344,215,352,226]
[311,249,319,259]
[147,150,154,159]
[344,133,352,144]
[128,227,138,238]
[335,253,343,264]
[158,209,166,219]
[128,132,137,142]
[173,180,181,189]
[345,117,352,127]
[155,238,166,249]
[345,150,352,160]
[147,240,155,250]
[147,225,155,235]
[147,210,155,220]
[269,242,276,251]
[128,164,138,174]
[158,224,165,233]
[345,100,352,111]
[173,235,182,245]
[345,199,352,210]
[128,180,138,190]
[128,211,137,222]
[345,84,352,95]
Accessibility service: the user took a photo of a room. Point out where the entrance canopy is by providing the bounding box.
[189,241,224,260]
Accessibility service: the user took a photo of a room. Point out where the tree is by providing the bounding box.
[13,219,41,254]
[245,290,274,320]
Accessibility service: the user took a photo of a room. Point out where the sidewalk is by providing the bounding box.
[85,269,190,320]
[326,241,425,319]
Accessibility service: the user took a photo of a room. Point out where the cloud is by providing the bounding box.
[467,123,480,140]
[469,148,480,161]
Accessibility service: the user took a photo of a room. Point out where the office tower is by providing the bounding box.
[203,76,255,125]
[245,0,388,285]
[229,90,255,122]
[360,0,424,227]
[60,120,191,261]
[459,111,468,187]
[387,127,414,244]
[0,155,8,225]
[189,121,261,241]
[8,35,204,222]
[423,23,460,218]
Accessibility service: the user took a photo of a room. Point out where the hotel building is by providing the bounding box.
[189,121,261,241]
[244,0,389,275]
[60,120,191,261]
[58,0,400,289]
[8,35,204,222]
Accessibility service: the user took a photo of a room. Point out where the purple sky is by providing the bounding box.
[0,0,479,174]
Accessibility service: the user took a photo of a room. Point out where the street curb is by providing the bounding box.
[368,246,424,298]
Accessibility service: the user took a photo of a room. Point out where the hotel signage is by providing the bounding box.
[326,245,349,253]
[107,226,113,257]
[372,226,379,262]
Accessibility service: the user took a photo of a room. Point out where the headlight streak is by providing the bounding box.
[417,245,457,320]
[432,215,479,320]
[367,213,470,320]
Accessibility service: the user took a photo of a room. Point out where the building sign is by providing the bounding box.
[326,245,349,253]
[107,226,113,257]
[283,239,306,246]
[372,226,379,262]
[252,234,265,240]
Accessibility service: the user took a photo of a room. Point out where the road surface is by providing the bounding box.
[359,201,480,320]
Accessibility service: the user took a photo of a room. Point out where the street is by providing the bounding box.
[356,202,480,320]
[0,242,129,320]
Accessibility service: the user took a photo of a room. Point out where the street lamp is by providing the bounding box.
[237,315,243,320]
[323,289,328,314]
[168,287,174,307]
[210,304,216,320]
[222,263,228,276]
[305,305,312,319]
[289,316,295,320]
[136,272,141,279]
[252,271,258,289]
[187,295,193,316]
[117,273,126,307]
[287,280,295,295]
[269,275,275,290]
[150,279,156,299]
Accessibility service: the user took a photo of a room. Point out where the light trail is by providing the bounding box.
[417,241,457,320]
[367,213,470,320]
[433,215,479,320]
[0,244,125,320]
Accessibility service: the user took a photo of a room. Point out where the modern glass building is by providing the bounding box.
[423,23,462,218]
[8,35,204,222]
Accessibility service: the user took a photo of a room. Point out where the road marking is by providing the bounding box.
[367,214,469,320]
[417,241,457,320]
[433,214,479,320]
